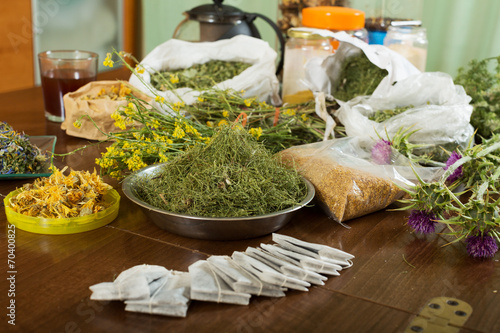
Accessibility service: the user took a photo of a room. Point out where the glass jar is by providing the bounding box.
[384,25,428,71]
[301,6,368,50]
[282,28,333,104]
[349,0,424,44]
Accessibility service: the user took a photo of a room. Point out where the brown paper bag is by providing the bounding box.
[61,80,152,141]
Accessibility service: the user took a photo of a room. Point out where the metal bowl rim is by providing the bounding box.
[121,163,315,222]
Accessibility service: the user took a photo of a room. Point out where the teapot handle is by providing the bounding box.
[248,13,286,75]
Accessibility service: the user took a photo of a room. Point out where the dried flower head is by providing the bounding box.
[466,234,498,258]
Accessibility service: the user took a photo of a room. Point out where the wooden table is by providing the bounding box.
[1,69,499,333]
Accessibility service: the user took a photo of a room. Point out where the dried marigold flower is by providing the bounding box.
[9,167,112,219]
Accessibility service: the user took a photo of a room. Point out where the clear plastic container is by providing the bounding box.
[384,25,428,71]
[301,6,368,49]
[281,28,333,104]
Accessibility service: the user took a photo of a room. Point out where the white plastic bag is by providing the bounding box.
[302,29,420,98]
[300,29,420,139]
[335,72,474,160]
[279,136,443,222]
[129,35,281,105]
[300,30,474,159]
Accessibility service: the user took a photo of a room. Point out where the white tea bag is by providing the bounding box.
[272,233,354,267]
[245,247,327,286]
[260,244,341,276]
[125,271,191,317]
[189,260,252,305]
[115,264,170,284]
[207,256,286,297]
[89,264,169,301]
[232,252,310,291]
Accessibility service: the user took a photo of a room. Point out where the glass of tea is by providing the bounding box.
[38,50,98,122]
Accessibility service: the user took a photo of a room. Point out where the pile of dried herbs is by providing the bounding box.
[454,56,500,141]
[150,60,252,91]
[8,167,112,218]
[134,126,308,218]
[0,122,48,174]
[368,105,414,123]
[333,52,388,102]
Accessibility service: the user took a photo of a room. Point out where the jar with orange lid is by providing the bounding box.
[281,28,333,104]
[302,6,368,50]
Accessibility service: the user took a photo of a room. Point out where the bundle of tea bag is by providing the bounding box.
[189,260,252,305]
[207,256,287,297]
[260,243,342,276]
[272,233,354,268]
[88,234,355,318]
[89,264,169,301]
[244,247,327,286]
[232,252,310,291]
[124,271,191,317]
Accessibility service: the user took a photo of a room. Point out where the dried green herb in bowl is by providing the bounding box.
[133,126,308,218]
[150,60,252,91]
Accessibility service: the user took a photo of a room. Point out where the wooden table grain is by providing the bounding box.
[1,69,499,333]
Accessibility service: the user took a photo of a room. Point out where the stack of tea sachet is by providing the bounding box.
[89,233,354,317]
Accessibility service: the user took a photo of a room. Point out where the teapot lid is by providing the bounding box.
[186,0,246,23]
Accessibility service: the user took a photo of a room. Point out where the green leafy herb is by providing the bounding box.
[333,52,388,101]
[134,126,308,218]
[454,56,500,140]
[150,60,252,91]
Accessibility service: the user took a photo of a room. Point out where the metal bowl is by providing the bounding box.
[122,163,315,241]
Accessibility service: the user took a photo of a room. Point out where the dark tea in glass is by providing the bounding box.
[38,51,98,122]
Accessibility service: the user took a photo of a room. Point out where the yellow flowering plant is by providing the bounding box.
[71,49,337,179]
[94,96,212,178]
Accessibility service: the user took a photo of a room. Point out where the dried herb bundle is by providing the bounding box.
[135,126,308,217]
[150,60,252,91]
[0,122,48,174]
[333,53,388,102]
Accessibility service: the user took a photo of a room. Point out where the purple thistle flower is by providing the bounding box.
[466,234,498,258]
[444,151,463,183]
[408,209,437,234]
[371,139,392,165]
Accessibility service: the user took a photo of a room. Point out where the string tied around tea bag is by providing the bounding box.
[207,261,223,303]
[229,258,264,296]
[148,276,169,314]
[117,281,123,301]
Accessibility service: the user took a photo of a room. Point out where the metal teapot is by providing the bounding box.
[173,0,285,73]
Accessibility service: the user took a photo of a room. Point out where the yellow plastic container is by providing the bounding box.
[4,189,120,235]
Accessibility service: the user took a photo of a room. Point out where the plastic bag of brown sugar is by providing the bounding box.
[278,137,443,223]
[61,80,152,141]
